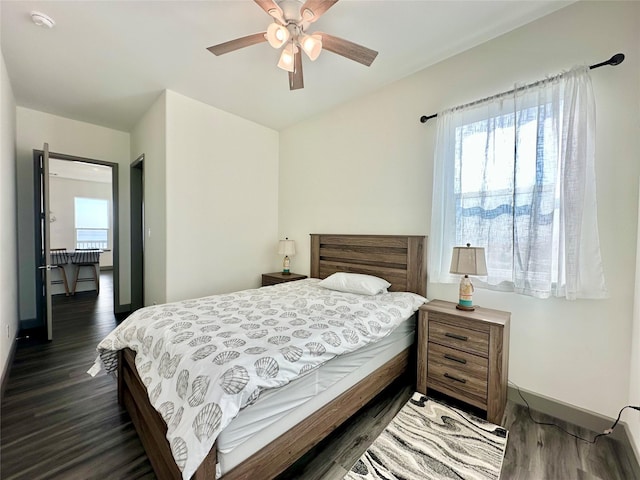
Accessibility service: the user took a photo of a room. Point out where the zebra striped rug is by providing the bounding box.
[345,392,508,480]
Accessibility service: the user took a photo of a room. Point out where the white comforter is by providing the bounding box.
[89,279,426,479]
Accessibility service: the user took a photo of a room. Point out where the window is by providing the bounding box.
[74,197,109,249]
[454,105,560,285]
[430,66,607,300]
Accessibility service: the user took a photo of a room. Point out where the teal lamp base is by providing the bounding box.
[456,275,476,311]
[282,255,291,275]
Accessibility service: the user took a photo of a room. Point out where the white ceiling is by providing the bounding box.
[49,158,112,183]
[1,1,572,132]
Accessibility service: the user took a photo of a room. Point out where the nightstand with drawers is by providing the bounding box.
[261,272,307,287]
[417,299,510,425]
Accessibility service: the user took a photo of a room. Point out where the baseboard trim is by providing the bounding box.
[508,385,640,477]
[114,303,131,315]
[19,317,40,330]
[508,385,624,439]
[1,336,17,401]
[620,421,640,480]
[114,304,132,322]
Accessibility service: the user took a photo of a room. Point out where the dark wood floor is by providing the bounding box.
[1,273,636,479]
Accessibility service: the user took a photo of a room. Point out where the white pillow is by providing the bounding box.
[318,272,391,296]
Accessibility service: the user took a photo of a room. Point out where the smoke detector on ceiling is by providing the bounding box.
[31,11,55,29]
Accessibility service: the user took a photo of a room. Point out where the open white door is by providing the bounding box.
[35,143,53,340]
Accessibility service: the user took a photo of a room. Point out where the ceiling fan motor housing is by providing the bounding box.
[279,0,306,24]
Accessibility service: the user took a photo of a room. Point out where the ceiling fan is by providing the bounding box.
[207,0,378,91]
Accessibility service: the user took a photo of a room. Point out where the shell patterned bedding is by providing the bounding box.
[89,278,426,479]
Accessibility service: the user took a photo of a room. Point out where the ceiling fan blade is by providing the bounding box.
[207,33,267,56]
[254,0,284,21]
[288,50,304,90]
[317,32,378,67]
[300,0,338,23]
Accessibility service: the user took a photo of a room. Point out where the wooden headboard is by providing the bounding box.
[310,234,427,296]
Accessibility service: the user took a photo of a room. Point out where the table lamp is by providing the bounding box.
[449,243,487,311]
[278,238,296,274]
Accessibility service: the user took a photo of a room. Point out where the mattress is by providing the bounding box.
[91,279,426,479]
[217,315,416,474]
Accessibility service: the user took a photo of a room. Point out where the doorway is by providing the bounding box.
[33,150,120,338]
[130,154,144,312]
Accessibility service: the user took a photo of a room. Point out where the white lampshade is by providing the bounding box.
[266,22,290,49]
[278,239,296,256]
[449,244,487,276]
[277,43,297,72]
[300,34,322,61]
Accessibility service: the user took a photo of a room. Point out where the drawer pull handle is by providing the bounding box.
[445,332,468,341]
[444,373,467,384]
[444,354,467,364]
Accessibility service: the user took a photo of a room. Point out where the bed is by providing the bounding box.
[106,234,426,480]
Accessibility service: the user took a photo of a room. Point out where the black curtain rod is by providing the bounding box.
[419,53,625,124]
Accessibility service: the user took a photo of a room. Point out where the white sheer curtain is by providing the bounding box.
[430,66,607,299]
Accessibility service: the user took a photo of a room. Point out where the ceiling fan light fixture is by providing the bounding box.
[266,22,290,49]
[300,34,322,61]
[277,43,298,72]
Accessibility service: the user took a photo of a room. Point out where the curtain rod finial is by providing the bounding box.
[590,53,625,70]
[610,53,625,66]
[419,113,438,124]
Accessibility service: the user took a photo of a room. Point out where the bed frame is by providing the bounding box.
[118,234,427,479]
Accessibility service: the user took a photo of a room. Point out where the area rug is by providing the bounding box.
[344,392,508,480]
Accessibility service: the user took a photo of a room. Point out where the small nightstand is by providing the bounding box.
[261,272,307,287]
[417,299,510,425]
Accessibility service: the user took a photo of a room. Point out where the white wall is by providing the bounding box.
[49,176,114,268]
[0,50,18,380]
[279,0,640,422]
[130,91,167,306]
[164,90,279,302]
[16,108,131,321]
[630,182,640,456]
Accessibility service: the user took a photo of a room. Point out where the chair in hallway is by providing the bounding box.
[50,248,70,296]
[71,249,101,295]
